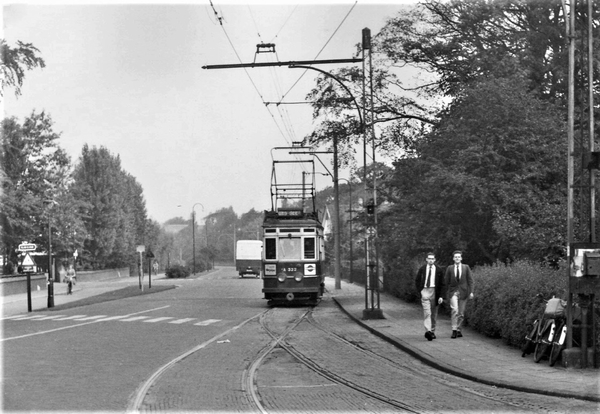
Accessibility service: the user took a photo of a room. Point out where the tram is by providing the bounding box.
[262,145,325,305]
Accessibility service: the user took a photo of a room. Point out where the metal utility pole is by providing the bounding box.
[563,0,599,369]
[361,27,383,320]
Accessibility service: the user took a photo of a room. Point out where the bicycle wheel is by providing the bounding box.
[521,320,539,357]
[533,342,549,362]
[549,323,567,367]
[549,342,563,366]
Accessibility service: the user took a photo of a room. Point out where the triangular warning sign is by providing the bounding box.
[22,253,36,266]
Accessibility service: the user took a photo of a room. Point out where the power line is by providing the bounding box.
[278,1,358,104]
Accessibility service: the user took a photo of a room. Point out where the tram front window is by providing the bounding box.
[279,238,302,260]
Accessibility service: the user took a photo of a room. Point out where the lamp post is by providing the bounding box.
[192,203,204,275]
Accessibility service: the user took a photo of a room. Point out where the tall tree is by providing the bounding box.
[0,112,73,268]
[383,75,567,265]
[71,145,149,270]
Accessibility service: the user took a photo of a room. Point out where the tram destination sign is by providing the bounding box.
[18,243,37,252]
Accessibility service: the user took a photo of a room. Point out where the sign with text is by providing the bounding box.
[18,243,37,252]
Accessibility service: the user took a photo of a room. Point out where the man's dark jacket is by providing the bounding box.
[415,264,446,303]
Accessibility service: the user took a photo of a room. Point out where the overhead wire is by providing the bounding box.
[209,1,294,147]
[278,1,358,104]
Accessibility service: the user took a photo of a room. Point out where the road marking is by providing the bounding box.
[10,314,48,320]
[169,318,196,324]
[1,306,172,342]
[120,316,151,322]
[194,319,221,326]
[34,315,67,320]
[95,315,130,321]
[1,314,30,320]
[72,315,107,321]
[54,315,88,320]
[144,317,174,323]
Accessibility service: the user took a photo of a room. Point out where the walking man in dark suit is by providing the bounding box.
[445,250,474,338]
[415,252,445,341]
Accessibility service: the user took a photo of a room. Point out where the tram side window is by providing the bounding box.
[265,238,276,260]
[304,237,315,259]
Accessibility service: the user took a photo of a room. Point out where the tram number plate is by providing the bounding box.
[283,267,298,272]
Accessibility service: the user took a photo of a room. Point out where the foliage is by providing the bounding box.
[0,111,87,270]
[70,145,149,271]
[165,264,190,279]
[466,260,574,349]
[382,76,567,266]
[0,39,45,98]
[378,0,578,101]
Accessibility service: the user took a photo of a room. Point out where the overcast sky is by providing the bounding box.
[3,0,415,223]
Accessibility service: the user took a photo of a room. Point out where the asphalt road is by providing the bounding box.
[2,267,598,413]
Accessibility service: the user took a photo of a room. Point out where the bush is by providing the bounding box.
[165,264,191,279]
[386,258,599,353]
[467,260,584,348]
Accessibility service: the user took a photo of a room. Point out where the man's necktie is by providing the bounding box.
[456,265,460,282]
[426,266,431,287]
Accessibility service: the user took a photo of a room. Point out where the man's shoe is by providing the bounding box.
[425,331,433,341]
[431,332,436,339]
[451,330,457,339]
[457,331,463,338]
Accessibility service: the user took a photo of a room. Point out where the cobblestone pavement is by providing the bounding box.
[325,278,600,404]
[2,270,599,413]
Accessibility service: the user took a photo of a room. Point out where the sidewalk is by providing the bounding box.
[324,277,600,403]
[0,274,173,318]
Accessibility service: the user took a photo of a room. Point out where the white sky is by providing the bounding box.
[2,0,416,223]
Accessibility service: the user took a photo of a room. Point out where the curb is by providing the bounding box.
[331,296,600,403]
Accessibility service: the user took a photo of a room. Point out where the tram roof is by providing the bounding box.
[262,210,322,227]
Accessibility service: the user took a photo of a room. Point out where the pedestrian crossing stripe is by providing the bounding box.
[4,314,222,327]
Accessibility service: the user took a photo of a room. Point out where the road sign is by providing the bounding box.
[21,253,36,273]
[18,243,37,252]
[136,245,145,253]
[366,226,377,237]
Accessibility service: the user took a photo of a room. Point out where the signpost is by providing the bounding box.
[18,243,37,312]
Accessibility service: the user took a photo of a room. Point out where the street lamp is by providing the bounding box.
[192,203,204,275]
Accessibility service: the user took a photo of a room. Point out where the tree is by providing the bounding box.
[383,76,567,265]
[70,145,149,270]
[377,0,576,100]
[1,39,45,98]
[0,111,74,269]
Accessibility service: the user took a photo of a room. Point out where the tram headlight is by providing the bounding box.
[277,272,287,283]
[293,272,303,282]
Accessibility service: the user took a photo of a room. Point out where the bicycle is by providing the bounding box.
[521,295,566,363]
[548,303,581,367]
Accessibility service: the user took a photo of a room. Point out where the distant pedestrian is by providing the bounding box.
[415,252,445,341]
[66,264,76,295]
[444,250,474,338]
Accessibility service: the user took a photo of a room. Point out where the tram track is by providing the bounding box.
[250,306,422,413]
[305,310,528,411]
